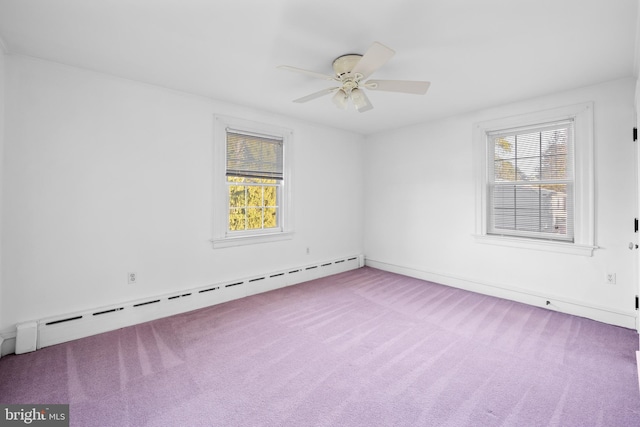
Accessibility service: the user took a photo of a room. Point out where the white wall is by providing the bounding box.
[0,55,364,331]
[2,53,636,336]
[636,78,640,332]
[364,78,638,327]
[0,43,5,336]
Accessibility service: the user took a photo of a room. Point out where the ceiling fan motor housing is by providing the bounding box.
[332,54,363,79]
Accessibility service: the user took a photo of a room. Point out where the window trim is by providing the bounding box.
[473,102,596,256]
[212,115,293,248]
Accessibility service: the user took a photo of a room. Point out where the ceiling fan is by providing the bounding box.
[278,42,430,113]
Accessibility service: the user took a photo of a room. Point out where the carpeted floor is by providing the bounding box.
[1,267,639,426]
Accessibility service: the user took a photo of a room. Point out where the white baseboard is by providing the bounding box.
[0,329,16,358]
[366,258,637,329]
[6,255,362,355]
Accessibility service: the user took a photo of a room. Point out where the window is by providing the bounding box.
[488,120,573,241]
[474,103,595,256]
[227,131,282,232]
[212,116,293,248]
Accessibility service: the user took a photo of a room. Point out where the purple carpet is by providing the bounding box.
[1,267,639,426]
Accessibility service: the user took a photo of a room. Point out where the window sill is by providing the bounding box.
[211,231,294,249]
[473,234,597,256]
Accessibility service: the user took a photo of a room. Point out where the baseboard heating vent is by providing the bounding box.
[133,299,161,308]
[225,282,243,288]
[45,316,83,326]
[93,308,124,316]
[30,254,362,351]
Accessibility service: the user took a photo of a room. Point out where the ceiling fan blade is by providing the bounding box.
[351,42,395,79]
[365,80,431,95]
[350,88,374,113]
[293,87,340,103]
[277,65,336,81]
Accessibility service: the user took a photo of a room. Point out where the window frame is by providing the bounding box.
[473,102,596,256]
[212,115,293,248]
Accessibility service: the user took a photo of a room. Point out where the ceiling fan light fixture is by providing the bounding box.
[351,88,371,112]
[332,89,349,109]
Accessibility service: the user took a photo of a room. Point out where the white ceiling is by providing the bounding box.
[0,0,637,135]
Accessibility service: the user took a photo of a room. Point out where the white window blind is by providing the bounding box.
[487,119,574,242]
[226,130,283,180]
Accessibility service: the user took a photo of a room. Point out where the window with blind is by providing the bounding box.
[226,131,283,232]
[212,115,293,248]
[488,120,574,241]
[473,103,595,256]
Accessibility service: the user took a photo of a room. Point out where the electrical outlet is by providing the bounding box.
[128,272,137,284]
[306,247,310,255]
[605,273,616,285]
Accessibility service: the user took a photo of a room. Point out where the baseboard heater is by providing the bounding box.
[23,254,363,352]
